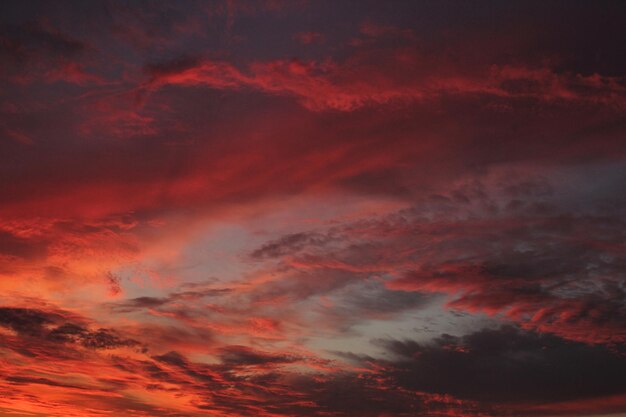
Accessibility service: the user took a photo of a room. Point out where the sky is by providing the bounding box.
[0,1,625,416]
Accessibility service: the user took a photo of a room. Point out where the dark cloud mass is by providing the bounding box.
[0,307,141,350]
[0,1,625,416]
[375,326,626,404]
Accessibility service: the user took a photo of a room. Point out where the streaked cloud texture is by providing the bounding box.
[1,1,625,416]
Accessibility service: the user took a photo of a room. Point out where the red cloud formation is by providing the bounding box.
[1,1,625,416]
[140,53,626,112]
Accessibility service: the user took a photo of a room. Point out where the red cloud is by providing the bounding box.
[2,2,626,416]
[139,47,626,111]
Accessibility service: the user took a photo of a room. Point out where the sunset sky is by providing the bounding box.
[1,1,625,416]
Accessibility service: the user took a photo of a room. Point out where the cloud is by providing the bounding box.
[0,230,47,260]
[1,2,625,416]
[247,167,626,345]
[370,325,626,407]
[250,231,337,259]
[218,345,299,367]
[0,307,58,336]
[2,314,623,417]
[0,307,141,351]
[0,22,103,85]
[139,48,626,112]
[293,31,325,45]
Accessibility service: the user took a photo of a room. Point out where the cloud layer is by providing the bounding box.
[1,1,625,416]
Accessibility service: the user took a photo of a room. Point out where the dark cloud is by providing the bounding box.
[111,296,169,312]
[372,326,626,405]
[218,345,298,367]
[151,350,469,417]
[48,323,141,350]
[0,307,141,351]
[153,351,217,384]
[0,22,86,62]
[110,286,232,313]
[144,55,203,78]
[0,307,56,336]
[6,376,88,391]
[251,231,336,260]
[0,21,96,86]
[154,350,188,368]
[106,271,122,296]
